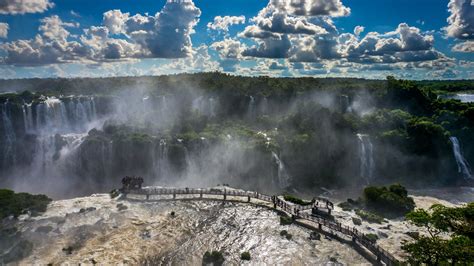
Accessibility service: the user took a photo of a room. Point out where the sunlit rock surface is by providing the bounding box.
[3,194,369,265]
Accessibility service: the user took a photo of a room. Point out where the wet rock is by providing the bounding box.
[116,204,128,211]
[62,246,74,255]
[309,232,321,240]
[406,231,419,239]
[380,224,392,230]
[35,225,53,234]
[0,240,33,263]
[140,230,151,239]
[352,217,362,225]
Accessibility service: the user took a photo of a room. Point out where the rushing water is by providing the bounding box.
[449,137,473,180]
[9,194,368,265]
[357,134,374,184]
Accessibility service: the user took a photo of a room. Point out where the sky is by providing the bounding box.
[0,0,473,79]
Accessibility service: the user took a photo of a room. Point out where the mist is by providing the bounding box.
[0,74,471,199]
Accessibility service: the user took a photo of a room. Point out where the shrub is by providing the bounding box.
[240,251,251,261]
[362,184,415,217]
[365,233,379,243]
[338,202,353,211]
[0,189,52,219]
[202,251,224,266]
[280,216,293,225]
[280,230,288,236]
[355,209,384,224]
[283,195,312,206]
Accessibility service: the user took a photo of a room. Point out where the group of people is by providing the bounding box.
[121,176,144,190]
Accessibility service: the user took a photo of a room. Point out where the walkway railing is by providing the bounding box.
[123,187,398,266]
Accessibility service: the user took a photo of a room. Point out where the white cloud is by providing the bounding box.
[269,0,350,17]
[0,0,53,14]
[207,15,245,33]
[453,40,474,52]
[354,25,364,36]
[1,0,202,65]
[445,0,474,40]
[0,23,8,38]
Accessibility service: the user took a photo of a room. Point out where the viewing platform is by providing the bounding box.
[119,178,399,265]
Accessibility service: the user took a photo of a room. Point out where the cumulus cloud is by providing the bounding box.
[0,0,53,14]
[0,23,8,39]
[1,16,84,65]
[1,0,202,65]
[236,0,446,72]
[453,40,474,52]
[270,0,350,17]
[445,0,474,40]
[207,15,245,33]
[445,0,474,53]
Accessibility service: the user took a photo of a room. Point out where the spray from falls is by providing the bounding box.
[449,137,473,180]
[1,101,16,168]
[357,134,374,184]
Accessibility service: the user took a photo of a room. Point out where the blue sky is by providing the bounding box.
[0,0,473,79]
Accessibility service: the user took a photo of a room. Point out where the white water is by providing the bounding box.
[449,136,473,180]
[357,134,375,184]
[9,195,368,265]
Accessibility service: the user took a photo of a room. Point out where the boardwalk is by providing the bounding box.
[122,187,399,266]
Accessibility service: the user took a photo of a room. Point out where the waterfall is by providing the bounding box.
[357,134,374,184]
[192,96,204,115]
[209,97,216,117]
[261,97,268,114]
[91,97,97,120]
[449,137,473,180]
[22,103,28,132]
[248,96,256,119]
[1,102,16,167]
[24,103,34,133]
[30,133,87,178]
[75,99,88,126]
[272,152,291,189]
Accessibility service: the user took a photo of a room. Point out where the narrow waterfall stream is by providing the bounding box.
[357,134,374,184]
[449,136,473,180]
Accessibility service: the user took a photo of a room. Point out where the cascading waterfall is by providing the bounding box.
[272,152,291,189]
[357,134,374,184]
[22,102,34,133]
[1,101,16,168]
[3,96,99,180]
[449,137,473,180]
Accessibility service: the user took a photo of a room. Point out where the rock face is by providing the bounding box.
[1,194,369,265]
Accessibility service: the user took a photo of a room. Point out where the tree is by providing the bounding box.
[402,203,474,264]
